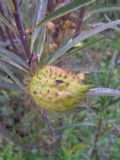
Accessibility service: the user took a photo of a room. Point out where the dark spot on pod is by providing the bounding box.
[37,75,41,80]
[49,67,51,72]
[55,92,58,96]
[48,89,50,93]
[66,82,69,86]
[55,80,64,85]
[57,73,61,77]
[33,91,37,94]
[64,75,67,79]
[45,79,48,83]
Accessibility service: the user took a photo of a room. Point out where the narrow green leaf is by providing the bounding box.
[31,0,48,52]
[0,41,10,47]
[37,28,46,62]
[31,0,95,31]
[0,56,29,73]
[106,117,120,124]
[0,15,17,34]
[108,97,120,106]
[0,61,24,90]
[105,51,118,87]
[0,80,20,91]
[104,13,120,32]
[8,0,15,13]
[65,66,100,73]
[54,122,96,131]
[84,4,120,21]
[0,47,29,71]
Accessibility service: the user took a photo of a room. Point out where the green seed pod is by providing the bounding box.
[28,66,92,112]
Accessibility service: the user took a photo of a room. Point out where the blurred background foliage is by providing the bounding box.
[0,0,120,159]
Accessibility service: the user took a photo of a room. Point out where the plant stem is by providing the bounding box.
[90,115,103,159]
[5,28,19,54]
[73,7,85,37]
[12,0,30,60]
[39,110,58,140]
[47,0,55,12]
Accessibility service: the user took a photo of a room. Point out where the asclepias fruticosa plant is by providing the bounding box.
[0,0,120,151]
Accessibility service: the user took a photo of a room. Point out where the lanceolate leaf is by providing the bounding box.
[0,41,10,47]
[108,97,120,106]
[0,47,29,71]
[31,0,95,31]
[84,4,120,21]
[30,0,48,52]
[0,80,20,91]
[104,14,120,32]
[105,51,118,87]
[8,0,15,13]
[0,61,24,90]
[0,15,17,34]
[54,122,96,131]
[0,55,29,73]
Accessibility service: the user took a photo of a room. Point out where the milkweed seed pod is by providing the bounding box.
[28,66,92,112]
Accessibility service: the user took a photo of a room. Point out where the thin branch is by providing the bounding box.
[38,110,58,140]
[12,0,30,59]
[73,7,85,37]
[89,115,103,159]
[47,0,55,12]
